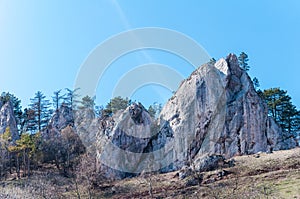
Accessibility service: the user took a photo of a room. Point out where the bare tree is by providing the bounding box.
[75,152,105,199]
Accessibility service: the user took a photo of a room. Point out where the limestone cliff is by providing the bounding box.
[48,103,74,131]
[159,53,295,169]
[93,54,296,177]
[0,101,19,141]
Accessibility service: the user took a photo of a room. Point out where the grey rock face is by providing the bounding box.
[0,102,19,140]
[96,103,175,178]
[43,104,74,139]
[74,108,99,149]
[129,103,150,125]
[95,53,295,177]
[159,53,293,170]
[48,104,74,130]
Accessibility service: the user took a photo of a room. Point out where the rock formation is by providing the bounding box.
[43,103,74,139]
[0,101,19,141]
[94,53,296,178]
[74,107,99,149]
[159,53,295,170]
[48,103,74,130]
[96,103,171,178]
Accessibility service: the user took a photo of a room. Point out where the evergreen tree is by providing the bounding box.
[238,52,250,71]
[153,102,162,118]
[79,95,95,110]
[252,77,260,90]
[148,105,156,118]
[262,88,300,138]
[64,88,80,111]
[28,91,52,132]
[22,108,36,133]
[0,92,11,104]
[52,89,64,111]
[281,102,300,136]
[148,102,163,118]
[13,133,36,177]
[262,88,289,121]
[209,58,216,64]
[106,96,129,114]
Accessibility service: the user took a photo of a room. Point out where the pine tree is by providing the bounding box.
[209,58,216,64]
[79,95,95,110]
[22,108,36,133]
[262,88,289,121]
[106,96,129,114]
[238,52,250,71]
[281,102,300,136]
[52,89,64,111]
[148,102,163,118]
[252,77,260,90]
[15,133,35,177]
[148,105,156,118]
[64,88,80,111]
[28,91,52,132]
[262,88,300,138]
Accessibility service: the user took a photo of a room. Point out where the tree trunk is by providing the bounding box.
[27,151,30,178]
[16,153,20,179]
[23,150,26,177]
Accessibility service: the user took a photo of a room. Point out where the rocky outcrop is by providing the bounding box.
[48,103,74,130]
[43,103,99,152]
[94,53,296,178]
[96,103,177,178]
[159,53,295,170]
[0,101,19,141]
[43,104,74,139]
[74,107,99,149]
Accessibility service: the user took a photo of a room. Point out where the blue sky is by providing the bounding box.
[0,0,299,109]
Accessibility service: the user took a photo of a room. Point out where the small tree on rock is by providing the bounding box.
[238,52,250,71]
[105,96,129,114]
[252,77,260,90]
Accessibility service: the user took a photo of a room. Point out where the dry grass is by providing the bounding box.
[94,147,300,199]
[0,148,299,198]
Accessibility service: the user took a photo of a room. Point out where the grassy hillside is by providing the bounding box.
[0,148,299,198]
[96,147,300,199]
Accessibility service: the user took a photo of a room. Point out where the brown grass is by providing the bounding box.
[0,148,299,198]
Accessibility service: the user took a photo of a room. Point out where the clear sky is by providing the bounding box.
[0,0,299,109]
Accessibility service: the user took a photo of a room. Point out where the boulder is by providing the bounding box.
[193,155,225,172]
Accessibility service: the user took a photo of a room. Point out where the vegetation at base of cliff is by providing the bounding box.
[0,148,299,198]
